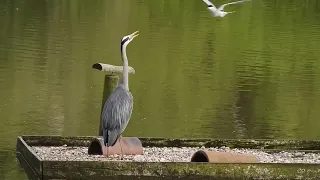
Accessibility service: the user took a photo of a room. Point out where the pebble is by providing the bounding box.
[31,146,320,163]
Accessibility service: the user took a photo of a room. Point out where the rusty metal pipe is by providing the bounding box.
[88,137,144,156]
[191,150,259,163]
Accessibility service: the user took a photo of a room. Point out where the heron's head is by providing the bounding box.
[120,30,139,51]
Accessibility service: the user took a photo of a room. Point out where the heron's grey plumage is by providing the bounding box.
[101,31,138,148]
[101,85,133,146]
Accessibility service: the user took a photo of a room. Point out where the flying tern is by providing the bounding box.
[202,0,251,17]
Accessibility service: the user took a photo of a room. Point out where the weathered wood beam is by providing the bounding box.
[92,63,135,75]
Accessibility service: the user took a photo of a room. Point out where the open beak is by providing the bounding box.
[130,30,139,39]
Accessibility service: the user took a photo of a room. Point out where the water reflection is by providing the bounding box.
[1,0,320,178]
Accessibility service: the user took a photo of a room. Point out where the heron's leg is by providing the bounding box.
[106,146,109,157]
[119,136,124,160]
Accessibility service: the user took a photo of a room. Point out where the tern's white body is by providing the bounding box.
[202,0,250,17]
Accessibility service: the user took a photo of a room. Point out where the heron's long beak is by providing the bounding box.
[130,30,139,39]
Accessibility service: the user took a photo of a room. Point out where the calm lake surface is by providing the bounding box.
[1,0,320,179]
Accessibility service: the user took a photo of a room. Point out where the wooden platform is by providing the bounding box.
[16,135,320,180]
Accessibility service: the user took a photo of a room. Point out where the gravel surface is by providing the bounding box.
[31,145,320,163]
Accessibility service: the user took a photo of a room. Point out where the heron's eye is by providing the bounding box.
[121,37,130,46]
[123,37,129,42]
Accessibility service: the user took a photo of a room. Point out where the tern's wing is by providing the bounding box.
[202,0,217,10]
[217,0,250,11]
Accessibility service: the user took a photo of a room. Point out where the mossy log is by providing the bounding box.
[16,135,320,180]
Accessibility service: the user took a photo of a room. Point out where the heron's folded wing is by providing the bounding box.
[103,128,120,146]
[102,89,133,142]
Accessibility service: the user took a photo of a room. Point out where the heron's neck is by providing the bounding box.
[120,45,129,91]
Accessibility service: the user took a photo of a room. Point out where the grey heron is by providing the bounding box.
[101,30,139,158]
[202,0,251,18]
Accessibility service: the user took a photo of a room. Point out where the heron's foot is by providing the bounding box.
[106,147,109,157]
[119,154,124,160]
[118,137,124,160]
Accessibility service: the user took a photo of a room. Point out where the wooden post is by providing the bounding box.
[92,63,135,136]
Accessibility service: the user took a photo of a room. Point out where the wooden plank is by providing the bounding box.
[16,136,42,179]
[17,135,320,179]
[23,135,92,147]
[42,160,320,179]
[16,152,41,180]
[22,135,320,150]
[139,138,320,150]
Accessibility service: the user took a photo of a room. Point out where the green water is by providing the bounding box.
[1,0,320,179]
